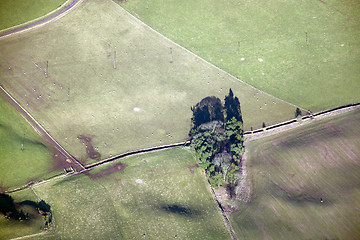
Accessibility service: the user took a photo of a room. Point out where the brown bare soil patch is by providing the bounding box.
[85,162,127,178]
[52,147,78,171]
[187,164,199,174]
[78,134,101,160]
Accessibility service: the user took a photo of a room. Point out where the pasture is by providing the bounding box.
[0,94,57,189]
[0,0,66,31]
[32,148,230,240]
[0,0,295,164]
[119,0,360,111]
[231,109,360,239]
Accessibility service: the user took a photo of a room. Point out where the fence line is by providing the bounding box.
[4,103,359,194]
[244,102,360,135]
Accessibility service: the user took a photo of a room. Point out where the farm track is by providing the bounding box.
[0,0,83,38]
[245,103,360,142]
[3,74,359,193]
[1,1,358,239]
[317,0,360,23]
[0,85,85,172]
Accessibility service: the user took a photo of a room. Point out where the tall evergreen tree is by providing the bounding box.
[224,89,242,123]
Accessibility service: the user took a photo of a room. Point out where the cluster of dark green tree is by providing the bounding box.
[189,89,244,195]
[0,193,52,227]
[0,193,28,221]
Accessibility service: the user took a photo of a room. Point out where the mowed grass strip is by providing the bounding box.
[34,148,230,240]
[118,0,360,111]
[0,95,56,189]
[0,189,45,240]
[231,109,360,240]
[0,0,295,164]
[0,0,67,31]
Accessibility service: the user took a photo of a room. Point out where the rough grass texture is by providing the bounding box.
[231,109,360,240]
[32,148,230,240]
[0,0,67,31]
[0,0,295,164]
[0,95,55,189]
[119,0,360,111]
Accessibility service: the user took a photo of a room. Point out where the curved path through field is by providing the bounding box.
[0,0,82,38]
[317,0,360,23]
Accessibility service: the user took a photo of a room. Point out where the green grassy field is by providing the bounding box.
[0,188,45,240]
[0,0,67,31]
[231,109,360,239]
[0,94,56,189]
[119,0,360,111]
[0,0,295,164]
[29,148,230,240]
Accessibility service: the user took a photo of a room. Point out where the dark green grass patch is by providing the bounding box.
[0,96,56,189]
[33,148,230,239]
[0,0,66,31]
[231,109,360,239]
[0,0,295,164]
[119,0,360,111]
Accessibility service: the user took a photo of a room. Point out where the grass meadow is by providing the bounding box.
[231,109,360,239]
[0,94,56,189]
[31,148,230,240]
[0,0,66,31]
[0,0,295,163]
[119,0,360,111]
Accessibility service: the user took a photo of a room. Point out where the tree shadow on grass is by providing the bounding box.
[156,203,202,217]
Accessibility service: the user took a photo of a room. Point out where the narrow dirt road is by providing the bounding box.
[0,85,85,171]
[0,0,82,38]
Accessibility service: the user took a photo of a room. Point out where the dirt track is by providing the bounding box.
[244,103,360,142]
[0,85,85,172]
[0,0,82,38]
[317,0,360,23]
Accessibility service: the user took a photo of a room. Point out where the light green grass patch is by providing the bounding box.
[0,96,55,189]
[0,0,295,164]
[119,0,360,111]
[0,0,67,31]
[33,148,230,239]
[231,109,360,239]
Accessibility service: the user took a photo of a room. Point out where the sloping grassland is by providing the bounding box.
[0,0,295,164]
[33,148,230,240]
[119,0,360,111]
[231,109,360,239]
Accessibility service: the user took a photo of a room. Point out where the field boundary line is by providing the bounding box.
[244,103,360,141]
[0,0,71,35]
[5,100,358,194]
[110,0,305,111]
[0,0,84,39]
[207,183,238,240]
[84,141,190,169]
[4,143,190,193]
[0,85,85,171]
[317,0,360,23]
[9,231,53,240]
